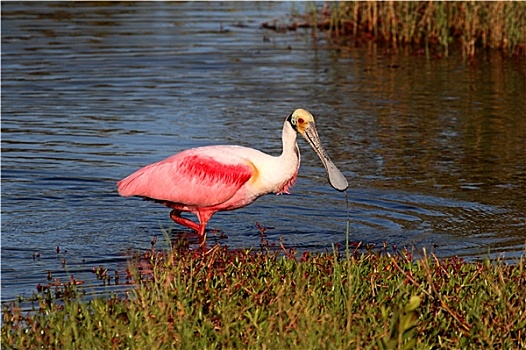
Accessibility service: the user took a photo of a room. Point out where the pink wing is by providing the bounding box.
[117,147,255,208]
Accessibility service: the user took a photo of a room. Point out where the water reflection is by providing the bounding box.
[2,2,525,303]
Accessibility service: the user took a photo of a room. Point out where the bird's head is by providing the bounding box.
[286,108,348,192]
[287,108,314,135]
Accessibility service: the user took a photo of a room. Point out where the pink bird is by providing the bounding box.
[117,108,348,240]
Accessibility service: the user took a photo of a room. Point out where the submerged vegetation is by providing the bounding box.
[2,241,525,349]
[294,1,526,59]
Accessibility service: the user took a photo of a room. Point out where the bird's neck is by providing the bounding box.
[250,122,299,196]
[281,121,300,163]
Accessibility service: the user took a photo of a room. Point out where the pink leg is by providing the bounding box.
[170,210,199,232]
[170,209,216,243]
[196,210,215,238]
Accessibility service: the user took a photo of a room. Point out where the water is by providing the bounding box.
[2,2,525,303]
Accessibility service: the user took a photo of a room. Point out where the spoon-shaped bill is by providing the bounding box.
[302,123,349,191]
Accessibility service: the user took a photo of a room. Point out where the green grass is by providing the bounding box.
[299,1,526,59]
[2,242,525,349]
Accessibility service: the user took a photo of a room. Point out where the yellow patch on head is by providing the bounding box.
[290,108,315,134]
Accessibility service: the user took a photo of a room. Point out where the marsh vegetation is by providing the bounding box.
[2,240,525,349]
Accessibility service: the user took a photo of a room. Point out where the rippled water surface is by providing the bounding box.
[2,2,525,302]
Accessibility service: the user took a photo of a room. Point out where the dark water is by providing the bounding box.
[2,2,525,303]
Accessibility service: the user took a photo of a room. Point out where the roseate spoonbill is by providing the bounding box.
[117,108,348,239]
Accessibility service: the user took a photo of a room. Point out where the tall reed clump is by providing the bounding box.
[2,244,525,349]
[306,1,526,59]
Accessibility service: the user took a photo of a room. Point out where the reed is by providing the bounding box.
[2,242,525,349]
[303,1,526,59]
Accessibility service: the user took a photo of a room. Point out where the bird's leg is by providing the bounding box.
[170,210,200,232]
[170,210,208,248]
[196,210,215,239]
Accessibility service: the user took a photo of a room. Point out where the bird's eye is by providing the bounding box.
[298,118,304,124]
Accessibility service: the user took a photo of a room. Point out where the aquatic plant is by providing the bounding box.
[298,1,526,59]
